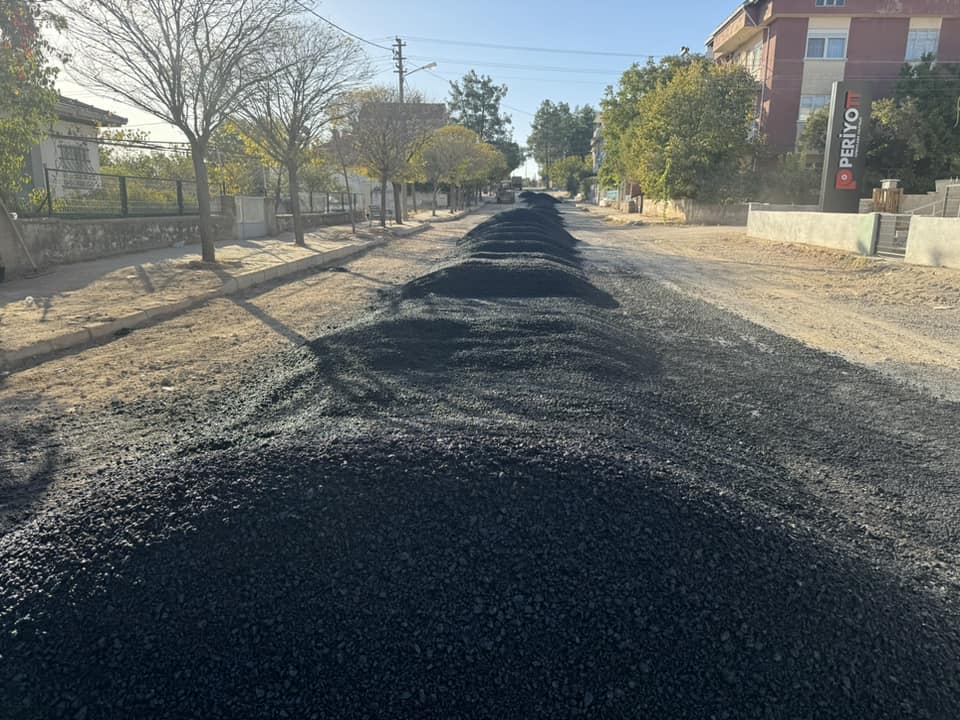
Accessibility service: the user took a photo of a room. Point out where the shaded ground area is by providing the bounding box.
[1,197,959,718]
[0,227,365,356]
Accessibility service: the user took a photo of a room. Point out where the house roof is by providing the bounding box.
[56,96,127,128]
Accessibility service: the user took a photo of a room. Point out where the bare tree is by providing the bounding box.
[327,128,358,233]
[349,86,445,227]
[58,0,296,261]
[239,21,369,245]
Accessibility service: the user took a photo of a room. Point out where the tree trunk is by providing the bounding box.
[287,161,304,246]
[412,185,418,214]
[431,181,438,217]
[379,175,388,227]
[190,143,215,263]
[341,164,356,234]
[392,181,403,225]
[274,167,283,213]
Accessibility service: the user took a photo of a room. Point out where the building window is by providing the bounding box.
[905,29,939,61]
[59,143,90,172]
[58,143,95,188]
[741,42,763,79]
[806,33,847,59]
[797,94,831,139]
[815,0,845,6]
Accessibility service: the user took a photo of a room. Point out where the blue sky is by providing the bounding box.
[58,0,735,176]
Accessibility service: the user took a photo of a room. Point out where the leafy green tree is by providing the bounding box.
[752,150,821,205]
[98,129,196,179]
[415,125,478,215]
[891,58,960,189]
[447,70,511,143]
[623,62,757,202]
[599,54,707,189]
[528,101,595,186]
[548,155,593,196]
[0,0,63,208]
[492,139,523,175]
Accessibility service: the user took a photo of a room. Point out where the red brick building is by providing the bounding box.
[706,0,960,152]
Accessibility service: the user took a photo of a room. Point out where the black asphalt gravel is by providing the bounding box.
[2,195,959,719]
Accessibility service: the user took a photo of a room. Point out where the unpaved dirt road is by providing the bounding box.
[576,207,960,399]
[1,201,959,719]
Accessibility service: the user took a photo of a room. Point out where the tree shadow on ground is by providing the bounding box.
[0,394,62,534]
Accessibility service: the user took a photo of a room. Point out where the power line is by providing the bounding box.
[404,35,659,59]
[407,54,621,74]
[426,69,610,86]
[502,103,537,117]
[292,0,392,51]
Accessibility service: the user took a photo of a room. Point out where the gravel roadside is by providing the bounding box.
[1,200,958,718]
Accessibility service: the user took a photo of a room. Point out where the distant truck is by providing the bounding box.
[510,176,523,190]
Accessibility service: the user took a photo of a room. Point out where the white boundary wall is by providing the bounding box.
[904,217,960,269]
[747,210,878,255]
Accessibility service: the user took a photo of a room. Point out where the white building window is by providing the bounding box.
[806,32,847,59]
[905,29,939,61]
[816,0,845,6]
[741,42,764,79]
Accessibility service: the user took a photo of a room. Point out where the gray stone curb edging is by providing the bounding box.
[1,240,385,373]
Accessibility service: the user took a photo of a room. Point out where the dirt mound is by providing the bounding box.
[519,190,562,207]
[401,202,615,305]
[400,257,617,307]
[398,198,610,306]
[3,431,957,719]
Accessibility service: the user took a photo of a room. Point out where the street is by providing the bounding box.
[2,201,959,718]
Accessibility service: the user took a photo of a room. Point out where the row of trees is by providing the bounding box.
[527,101,596,188]
[59,0,373,259]
[2,0,526,263]
[600,55,759,204]
[598,53,960,206]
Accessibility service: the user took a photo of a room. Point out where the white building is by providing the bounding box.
[24,96,127,199]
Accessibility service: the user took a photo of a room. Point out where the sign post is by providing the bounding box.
[818,81,872,213]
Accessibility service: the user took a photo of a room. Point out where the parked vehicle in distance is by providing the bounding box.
[510,176,522,190]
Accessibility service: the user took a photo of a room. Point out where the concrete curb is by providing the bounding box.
[0,240,382,373]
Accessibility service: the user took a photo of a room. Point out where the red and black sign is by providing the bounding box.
[818,81,872,213]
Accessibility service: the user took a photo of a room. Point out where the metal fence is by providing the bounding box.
[39,168,200,218]
[290,192,359,214]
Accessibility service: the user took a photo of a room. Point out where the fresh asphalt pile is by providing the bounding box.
[2,193,960,719]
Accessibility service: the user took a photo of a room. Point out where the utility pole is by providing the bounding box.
[393,36,407,220]
[393,36,406,104]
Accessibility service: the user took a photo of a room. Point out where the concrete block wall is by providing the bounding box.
[7,215,233,278]
[904,217,960,269]
[642,198,749,225]
[747,210,879,255]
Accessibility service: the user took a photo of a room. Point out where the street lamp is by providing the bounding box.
[394,48,437,219]
[398,61,437,104]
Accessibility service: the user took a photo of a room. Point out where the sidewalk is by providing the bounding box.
[0,225,400,370]
[574,202,649,226]
[408,203,485,224]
